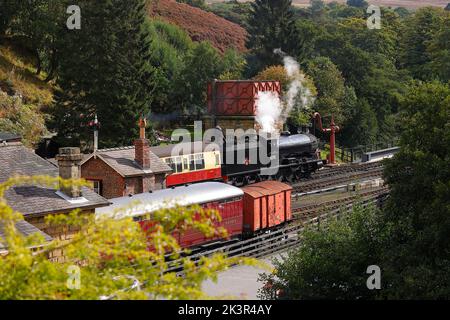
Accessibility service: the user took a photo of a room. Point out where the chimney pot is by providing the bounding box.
[56,147,83,198]
[134,117,151,169]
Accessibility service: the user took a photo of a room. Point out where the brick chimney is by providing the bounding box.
[134,116,151,170]
[56,147,83,198]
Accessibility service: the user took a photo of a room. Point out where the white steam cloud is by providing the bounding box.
[255,49,315,133]
[255,91,282,134]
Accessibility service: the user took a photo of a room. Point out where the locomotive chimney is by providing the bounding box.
[56,147,83,198]
[134,116,151,170]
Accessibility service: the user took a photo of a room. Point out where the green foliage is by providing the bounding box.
[258,204,384,300]
[246,0,298,73]
[381,81,450,298]
[176,42,245,115]
[0,0,21,35]
[346,0,368,8]
[0,176,259,300]
[340,98,378,147]
[306,56,347,124]
[51,0,155,148]
[208,1,252,29]
[263,81,450,300]
[0,90,48,147]
[176,0,207,10]
[426,15,450,83]
[398,7,448,81]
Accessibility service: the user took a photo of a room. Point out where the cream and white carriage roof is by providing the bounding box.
[95,182,243,219]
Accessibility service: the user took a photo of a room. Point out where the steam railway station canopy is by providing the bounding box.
[0,142,109,217]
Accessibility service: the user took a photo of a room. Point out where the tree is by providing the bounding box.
[9,0,66,79]
[246,0,298,73]
[310,0,326,19]
[176,0,207,10]
[306,57,347,124]
[399,7,445,80]
[339,97,378,147]
[0,90,48,147]
[0,176,258,299]
[0,0,23,36]
[258,204,384,300]
[381,81,450,299]
[176,41,224,115]
[426,15,450,83]
[253,65,290,90]
[51,0,155,148]
[346,0,368,8]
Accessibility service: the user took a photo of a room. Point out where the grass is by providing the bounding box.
[320,143,345,164]
[0,39,54,107]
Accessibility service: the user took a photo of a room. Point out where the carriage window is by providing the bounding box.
[215,153,220,166]
[165,158,176,172]
[183,157,188,171]
[195,154,205,170]
[189,155,195,171]
[175,157,182,173]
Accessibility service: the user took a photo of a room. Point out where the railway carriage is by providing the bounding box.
[151,142,222,187]
[96,182,244,248]
[95,181,293,249]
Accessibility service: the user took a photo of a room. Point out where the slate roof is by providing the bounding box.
[151,141,207,158]
[0,220,53,253]
[0,142,110,217]
[0,132,21,143]
[82,146,172,177]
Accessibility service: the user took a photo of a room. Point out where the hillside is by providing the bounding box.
[0,38,54,107]
[148,0,248,53]
[207,0,448,9]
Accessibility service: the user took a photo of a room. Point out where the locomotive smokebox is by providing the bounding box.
[204,80,283,133]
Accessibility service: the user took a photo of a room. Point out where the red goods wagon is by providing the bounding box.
[95,182,244,248]
[207,80,281,116]
[241,181,292,233]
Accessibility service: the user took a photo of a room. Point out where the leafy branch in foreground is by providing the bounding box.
[0,176,262,300]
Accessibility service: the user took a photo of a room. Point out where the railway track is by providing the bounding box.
[311,161,384,180]
[111,187,389,298]
[292,187,389,221]
[165,188,389,272]
[292,167,384,194]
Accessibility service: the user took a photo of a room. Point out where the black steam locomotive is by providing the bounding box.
[219,129,324,185]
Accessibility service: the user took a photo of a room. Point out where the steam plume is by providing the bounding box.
[255,49,315,133]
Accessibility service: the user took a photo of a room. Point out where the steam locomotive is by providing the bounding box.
[151,129,324,187]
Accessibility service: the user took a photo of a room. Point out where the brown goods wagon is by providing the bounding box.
[207,80,281,116]
[241,181,292,233]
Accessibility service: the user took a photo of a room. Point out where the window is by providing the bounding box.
[183,157,188,171]
[189,155,195,171]
[165,158,175,172]
[215,153,220,166]
[195,154,205,170]
[175,157,182,173]
[91,180,102,196]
